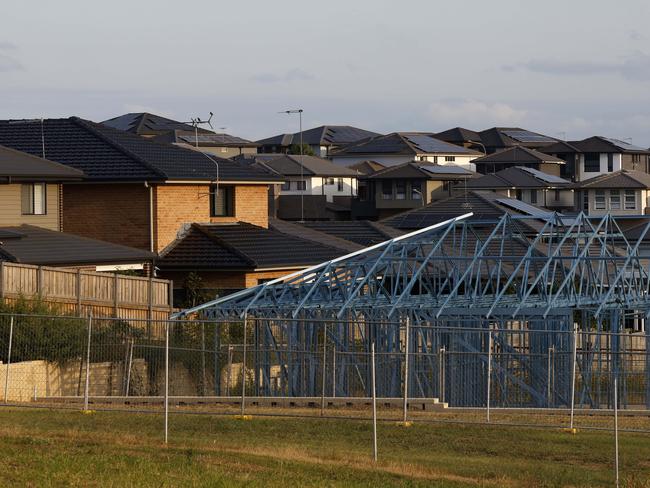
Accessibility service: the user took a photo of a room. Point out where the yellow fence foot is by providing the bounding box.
[233,415,253,421]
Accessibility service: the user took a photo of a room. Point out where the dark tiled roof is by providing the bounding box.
[101,113,212,136]
[0,118,278,183]
[332,133,481,157]
[472,146,565,165]
[0,225,154,266]
[261,155,358,177]
[347,160,386,175]
[365,162,474,180]
[467,167,572,189]
[158,222,342,270]
[269,218,362,253]
[578,170,650,189]
[299,221,399,247]
[534,136,649,155]
[153,130,258,147]
[434,127,482,144]
[478,127,558,149]
[0,144,84,180]
[381,191,540,230]
[257,125,380,147]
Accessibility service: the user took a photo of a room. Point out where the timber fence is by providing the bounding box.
[0,262,172,321]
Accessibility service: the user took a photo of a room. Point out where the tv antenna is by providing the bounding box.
[184,112,222,201]
[184,112,215,148]
[8,118,46,159]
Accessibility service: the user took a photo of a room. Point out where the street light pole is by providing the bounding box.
[281,109,304,222]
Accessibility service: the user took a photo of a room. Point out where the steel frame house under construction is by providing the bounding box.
[176,212,650,409]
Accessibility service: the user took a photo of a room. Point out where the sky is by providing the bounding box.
[2,0,650,146]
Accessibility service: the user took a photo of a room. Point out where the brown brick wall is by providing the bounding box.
[211,185,269,228]
[154,184,269,252]
[62,184,151,250]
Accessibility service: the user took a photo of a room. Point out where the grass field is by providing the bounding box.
[0,407,649,487]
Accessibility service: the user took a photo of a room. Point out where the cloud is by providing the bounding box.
[428,99,528,128]
[506,52,650,82]
[0,41,22,72]
[250,68,314,84]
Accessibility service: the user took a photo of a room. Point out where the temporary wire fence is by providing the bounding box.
[0,310,646,480]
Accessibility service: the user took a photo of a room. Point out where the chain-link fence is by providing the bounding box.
[0,312,648,427]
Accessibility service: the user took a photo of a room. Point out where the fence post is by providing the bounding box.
[486,328,493,423]
[570,327,578,430]
[125,338,134,397]
[164,320,169,444]
[320,322,327,416]
[4,316,13,403]
[614,375,620,488]
[241,312,247,416]
[0,261,4,300]
[371,341,378,462]
[439,346,446,403]
[402,316,410,423]
[113,274,119,318]
[83,313,92,412]
[332,347,336,398]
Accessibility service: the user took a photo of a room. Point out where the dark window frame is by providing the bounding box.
[210,185,235,217]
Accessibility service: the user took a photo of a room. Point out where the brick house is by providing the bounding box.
[0,143,154,269]
[0,118,279,254]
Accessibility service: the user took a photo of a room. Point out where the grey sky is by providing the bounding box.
[2,0,650,146]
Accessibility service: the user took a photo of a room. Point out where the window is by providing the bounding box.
[337,178,344,191]
[594,190,606,210]
[515,189,522,200]
[381,181,392,200]
[445,156,456,162]
[582,191,589,211]
[358,181,368,201]
[281,181,290,191]
[607,153,613,172]
[210,185,234,217]
[433,156,438,164]
[418,156,427,161]
[411,181,422,200]
[395,181,406,200]
[21,183,46,215]
[326,177,334,186]
[610,189,621,210]
[625,190,636,210]
[554,189,560,202]
[584,153,600,172]
[530,190,537,204]
[294,180,306,191]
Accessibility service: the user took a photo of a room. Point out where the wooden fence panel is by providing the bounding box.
[0,263,173,320]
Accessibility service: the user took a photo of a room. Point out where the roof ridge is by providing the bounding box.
[191,223,257,267]
[70,117,167,180]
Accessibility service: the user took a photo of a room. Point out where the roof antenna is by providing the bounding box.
[184,112,215,148]
[7,118,47,160]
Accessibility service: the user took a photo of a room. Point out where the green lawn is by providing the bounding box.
[0,407,648,487]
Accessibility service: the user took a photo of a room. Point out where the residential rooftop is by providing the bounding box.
[0,118,279,183]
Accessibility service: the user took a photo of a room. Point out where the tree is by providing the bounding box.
[288,143,315,157]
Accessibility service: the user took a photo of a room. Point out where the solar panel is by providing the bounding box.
[517,166,569,184]
[502,130,556,143]
[420,165,471,175]
[405,135,472,154]
[601,137,646,152]
[496,198,554,218]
